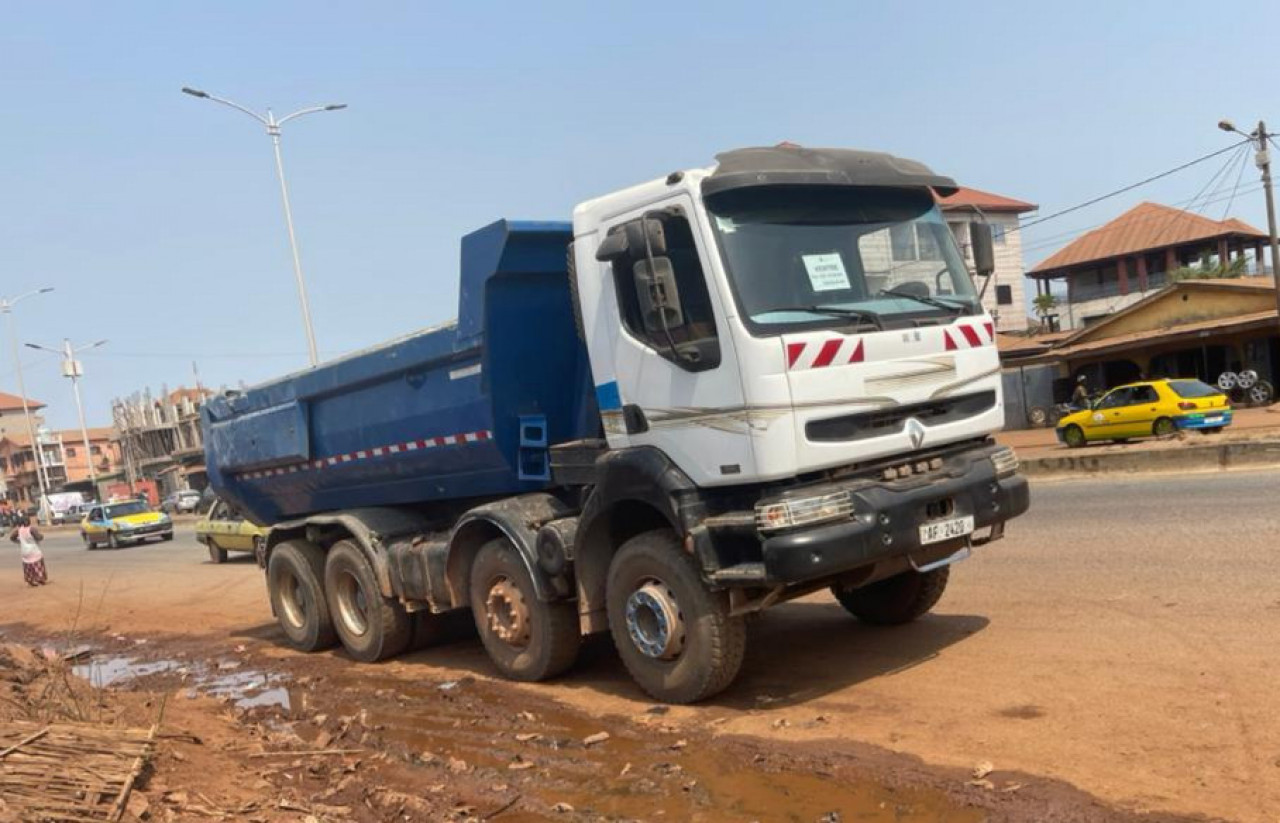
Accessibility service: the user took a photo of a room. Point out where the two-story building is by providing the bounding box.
[1027,201,1270,331]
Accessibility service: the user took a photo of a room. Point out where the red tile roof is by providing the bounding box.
[1030,202,1267,275]
[0,391,45,412]
[936,186,1036,213]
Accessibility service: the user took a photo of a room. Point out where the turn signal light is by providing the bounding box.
[755,491,853,533]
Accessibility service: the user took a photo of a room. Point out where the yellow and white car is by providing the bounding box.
[1056,378,1232,447]
[195,497,268,564]
[81,500,174,549]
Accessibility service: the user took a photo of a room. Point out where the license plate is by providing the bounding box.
[1205,415,1223,424]
[919,515,974,545]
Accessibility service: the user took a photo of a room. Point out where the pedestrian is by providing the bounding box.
[1071,375,1090,409]
[9,516,48,587]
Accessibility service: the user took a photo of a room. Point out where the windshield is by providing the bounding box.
[706,185,979,333]
[105,501,150,518]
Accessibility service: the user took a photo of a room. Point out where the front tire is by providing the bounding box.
[832,567,950,626]
[208,541,228,564]
[108,531,122,549]
[606,530,746,704]
[267,540,337,652]
[324,540,411,663]
[469,538,580,682]
[1062,425,1086,448]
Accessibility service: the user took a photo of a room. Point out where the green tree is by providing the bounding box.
[1168,252,1248,282]
[1032,293,1060,329]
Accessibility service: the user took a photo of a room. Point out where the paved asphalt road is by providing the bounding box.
[7,470,1280,821]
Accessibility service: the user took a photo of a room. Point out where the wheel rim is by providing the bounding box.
[625,580,686,660]
[278,570,308,629]
[485,577,531,647]
[1065,427,1084,447]
[1028,408,1046,426]
[1250,385,1271,404]
[1155,419,1175,436]
[334,570,370,637]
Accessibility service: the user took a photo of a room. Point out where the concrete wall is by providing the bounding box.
[1072,287,1274,342]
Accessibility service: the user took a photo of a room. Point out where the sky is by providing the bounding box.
[2,1,1278,431]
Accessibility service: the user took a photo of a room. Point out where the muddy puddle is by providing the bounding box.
[288,666,984,822]
[74,653,290,710]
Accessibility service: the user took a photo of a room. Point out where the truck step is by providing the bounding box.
[711,562,767,584]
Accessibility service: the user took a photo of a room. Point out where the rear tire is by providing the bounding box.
[1153,417,1177,438]
[606,530,746,704]
[832,567,950,626]
[469,538,581,681]
[267,540,337,652]
[208,542,228,564]
[324,540,412,663]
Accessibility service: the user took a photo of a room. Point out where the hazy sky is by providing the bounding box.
[3,1,1277,430]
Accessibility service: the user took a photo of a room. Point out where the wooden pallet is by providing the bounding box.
[0,721,156,822]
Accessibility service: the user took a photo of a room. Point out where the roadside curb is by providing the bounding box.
[1021,439,1280,478]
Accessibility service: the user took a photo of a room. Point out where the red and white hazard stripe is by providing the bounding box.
[238,428,492,480]
[943,320,995,351]
[786,337,865,371]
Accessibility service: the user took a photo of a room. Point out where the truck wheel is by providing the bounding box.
[832,567,950,626]
[208,541,228,564]
[606,530,746,704]
[268,540,337,652]
[469,538,581,681]
[324,540,412,663]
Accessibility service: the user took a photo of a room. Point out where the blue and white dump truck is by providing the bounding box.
[204,146,1029,703]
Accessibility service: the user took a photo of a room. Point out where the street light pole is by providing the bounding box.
[26,338,108,492]
[1219,119,1280,327]
[181,87,347,367]
[1,288,54,521]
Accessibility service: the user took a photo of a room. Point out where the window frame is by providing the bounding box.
[607,208,722,373]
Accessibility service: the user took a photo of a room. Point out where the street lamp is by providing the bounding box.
[181,86,347,367]
[26,338,108,491]
[1218,118,1280,327]
[1,287,54,522]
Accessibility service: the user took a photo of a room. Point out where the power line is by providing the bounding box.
[1221,143,1252,219]
[1012,139,1251,235]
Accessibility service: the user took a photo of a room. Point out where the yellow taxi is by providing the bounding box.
[195,497,268,564]
[81,499,174,549]
[1056,378,1232,448]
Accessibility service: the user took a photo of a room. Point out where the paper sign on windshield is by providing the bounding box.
[802,253,851,292]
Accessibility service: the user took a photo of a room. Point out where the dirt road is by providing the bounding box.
[4,470,1277,821]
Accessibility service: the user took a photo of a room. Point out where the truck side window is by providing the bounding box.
[611,214,720,371]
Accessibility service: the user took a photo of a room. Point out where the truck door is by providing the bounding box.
[584,199,751,487]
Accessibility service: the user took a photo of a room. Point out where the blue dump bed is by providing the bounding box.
[203,220,599,525]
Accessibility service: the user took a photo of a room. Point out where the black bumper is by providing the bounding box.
[759,446,1029,584]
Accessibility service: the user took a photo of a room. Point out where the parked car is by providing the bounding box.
[1056,378,1232,447]
[161,489,202,515]
[80,500,174,549]
[195,498,267,564]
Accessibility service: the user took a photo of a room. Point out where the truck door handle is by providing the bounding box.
[623,404,649,435]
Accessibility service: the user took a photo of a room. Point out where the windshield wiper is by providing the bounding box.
[877,288,967,315]
[768,305,883,331]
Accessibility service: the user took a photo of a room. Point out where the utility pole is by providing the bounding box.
[1,288,54,521]
[1219,119,1280,327]
[26,338,108,493]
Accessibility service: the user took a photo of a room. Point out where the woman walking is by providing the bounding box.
[9,516,48,586]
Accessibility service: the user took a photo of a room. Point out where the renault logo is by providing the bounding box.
[906,418,926,450]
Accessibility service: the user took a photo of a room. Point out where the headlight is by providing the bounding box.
[117,521,134,530]
[756,490,853,533]
[991,447,1019,478]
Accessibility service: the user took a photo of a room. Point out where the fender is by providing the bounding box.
[266,506,436,600]
[574,447,714,631]
[445,493,574,606]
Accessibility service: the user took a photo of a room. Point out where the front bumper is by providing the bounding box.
[756,444,1028,585]
[1175,410,1233,430]
[115,522,172,539]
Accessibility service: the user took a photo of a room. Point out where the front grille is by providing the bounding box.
[806,391,997,443]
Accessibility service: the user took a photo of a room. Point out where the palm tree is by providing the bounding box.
[1032,293,1059,330]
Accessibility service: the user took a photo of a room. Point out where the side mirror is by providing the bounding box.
[969,222,995,277]
[633,256,685,333]
[595,228,630,262]
[626,216,668,259]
